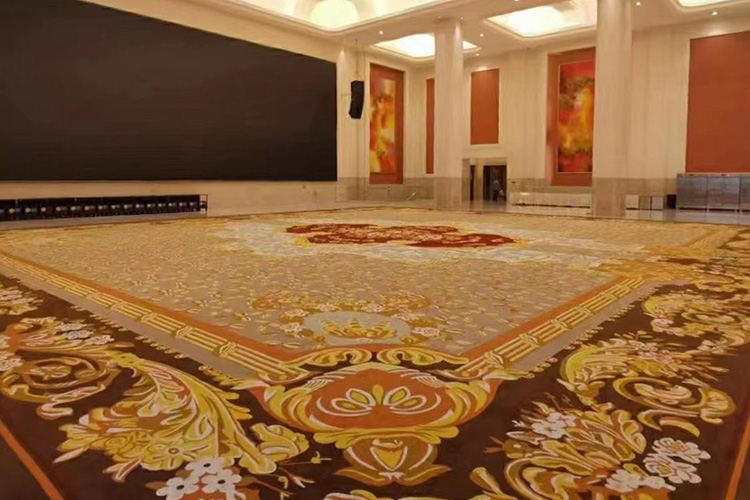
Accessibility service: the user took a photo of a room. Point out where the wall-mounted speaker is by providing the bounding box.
[349,80,365,119]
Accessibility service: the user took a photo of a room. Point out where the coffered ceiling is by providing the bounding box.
[197,0,750,60]
[488,0,597,38]
[375,33,478,59]
[213,0,452,30]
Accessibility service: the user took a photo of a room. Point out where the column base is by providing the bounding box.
[336,178,362,202]
[433,177,469,209]
[592,178,627,218]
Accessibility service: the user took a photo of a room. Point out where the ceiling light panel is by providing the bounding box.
[488,0,597,38]
[231,0,447,31]
[375,34,478,59]
[677,0,734,5]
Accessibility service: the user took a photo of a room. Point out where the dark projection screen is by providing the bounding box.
[0,0,337,180]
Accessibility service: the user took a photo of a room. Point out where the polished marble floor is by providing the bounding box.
[2,199,749,231]
[459,200,750,225]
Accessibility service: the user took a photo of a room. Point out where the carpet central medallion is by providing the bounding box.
[286,223,515,248]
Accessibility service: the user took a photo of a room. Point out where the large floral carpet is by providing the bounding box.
[0,208,749,500]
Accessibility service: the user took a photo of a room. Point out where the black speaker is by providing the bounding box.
[349,80,365,119]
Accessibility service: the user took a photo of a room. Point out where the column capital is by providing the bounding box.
[435,16,462,24]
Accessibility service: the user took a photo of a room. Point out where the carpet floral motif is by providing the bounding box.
[320,229,750,499]
[0,212,619,354]
[0,286,41,316]
[248,362,519,488]
[468,233,750,500]
[286,223,515,248]
[0,282,323,500]
[0,217,749,500]
[252,291,459,346]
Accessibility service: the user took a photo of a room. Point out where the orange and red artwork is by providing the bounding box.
[369,73,398,175]
[557,60,595,173]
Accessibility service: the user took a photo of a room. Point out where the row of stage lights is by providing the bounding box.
[0,195,207,221]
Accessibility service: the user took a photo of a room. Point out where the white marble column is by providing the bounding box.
[591,0,632,217]
[433,19,467,208]
[335,47,365,201]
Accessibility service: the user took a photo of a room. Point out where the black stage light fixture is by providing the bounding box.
[349,80,365,119]
[0,195,207,221]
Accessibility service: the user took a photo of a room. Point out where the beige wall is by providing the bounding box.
[413,16,750,195]
[83,0,340,61]
[336,50,434,201]
[463,47,552,183]
[12,2,750,204]
[627,25,690,193]
[628,17,750,189]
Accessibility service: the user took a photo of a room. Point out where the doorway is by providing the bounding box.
[482,165,507,202]
[470,164,476,201]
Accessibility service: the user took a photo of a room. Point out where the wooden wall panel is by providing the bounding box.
[426,78,435,174]
[687,31,750,173]
[470,69,500,145]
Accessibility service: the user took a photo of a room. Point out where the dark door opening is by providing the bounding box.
[470,164,476,201]
[482,165,507,202]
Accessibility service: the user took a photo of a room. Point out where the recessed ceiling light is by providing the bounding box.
[379,30,384,34]
[308,0,360,28]
[375,33,477,59]
[712,10,718,15]
[480,33,485,37]
[376,34,478,59]
[636,1,641,5]
[678,0,731,6]
[226,0,449,31]
[489,0,597,38]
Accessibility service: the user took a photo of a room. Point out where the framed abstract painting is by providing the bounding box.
[557,60,595,173]
[369,64,404,184]
[546,48,596,186]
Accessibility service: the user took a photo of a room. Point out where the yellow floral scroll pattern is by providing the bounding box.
[246,362,525,487]
[479,248,750,500]
[559,334,734,435]
[2,226,750,500]
[490,403,713,500]
[0,283,320,498]
[55,351,304,480]
[0,316,127,419]
[199,340,527,489]
[208,234,750,497]
[323,468,519,500]
[0,285,41,316]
